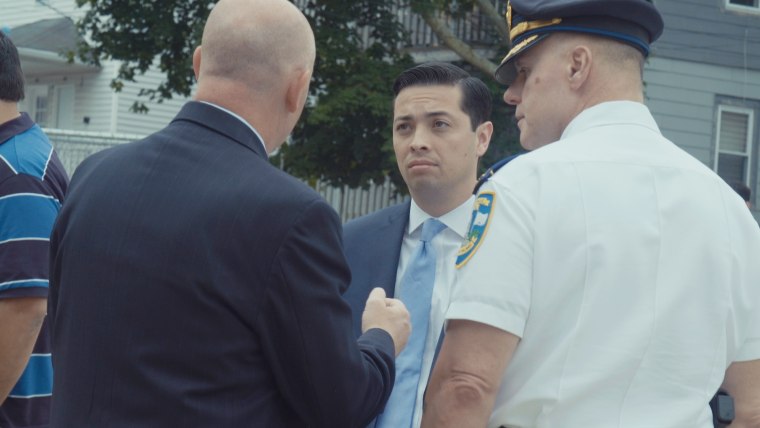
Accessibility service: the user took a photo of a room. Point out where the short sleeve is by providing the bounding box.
[446,178,534,337]
[735,301,760,362]
[0,174,60,299]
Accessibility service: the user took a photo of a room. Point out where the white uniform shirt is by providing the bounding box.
[448,101,760,428]
[397,197,473,428]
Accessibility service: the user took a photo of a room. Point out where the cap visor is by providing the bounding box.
[494,33,549,85]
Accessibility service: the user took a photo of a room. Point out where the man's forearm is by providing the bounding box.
[421,320,519,428]
[0,297,47,402]
[422,373,497,428]
[722,359,760,427]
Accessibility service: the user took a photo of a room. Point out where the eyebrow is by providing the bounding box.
[393,111,454,123]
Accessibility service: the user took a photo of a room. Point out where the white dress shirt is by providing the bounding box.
[395,196,474,428]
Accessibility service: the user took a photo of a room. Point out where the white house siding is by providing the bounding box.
[115,66,193,136]
[654,0,760,72]
[3,0,190,137]
[22,71,109,132]
[73,63,120,133]
[644,56,760,220]
[0,0,84,28]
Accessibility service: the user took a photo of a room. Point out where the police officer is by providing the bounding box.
[422,1,760,427]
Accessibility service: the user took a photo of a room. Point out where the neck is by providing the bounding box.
[583,66,644,107]
[0,101,20,125]
[585,89,644,108]
[195,79,285,154]
[411,183,475,218]
[570,78,643,125]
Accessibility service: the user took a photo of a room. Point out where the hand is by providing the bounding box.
[361,287,410,357]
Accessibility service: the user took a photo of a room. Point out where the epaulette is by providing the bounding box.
[473,152,525,194]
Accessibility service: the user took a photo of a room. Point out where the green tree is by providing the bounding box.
[73,0,520,191]
[75,0,207,111]
[273,0,415,190]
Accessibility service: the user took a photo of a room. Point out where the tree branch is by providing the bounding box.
[419,8,497,76]
[473,0,509,41]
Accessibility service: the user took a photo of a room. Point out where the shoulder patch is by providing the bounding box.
[456,191,495,268]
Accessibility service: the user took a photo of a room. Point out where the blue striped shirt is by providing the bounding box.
[0,113,68,428]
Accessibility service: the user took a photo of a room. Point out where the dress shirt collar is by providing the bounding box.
[408,196,475,240]
[198,101,268,155]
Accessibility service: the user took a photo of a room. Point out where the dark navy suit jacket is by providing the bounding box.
[342,202,411,428]
[342,201,410,339]
[48,102,396,427]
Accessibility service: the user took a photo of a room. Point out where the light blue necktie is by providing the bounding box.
[377,218,446,428]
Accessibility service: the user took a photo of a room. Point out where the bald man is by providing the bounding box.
[47,0,410,426]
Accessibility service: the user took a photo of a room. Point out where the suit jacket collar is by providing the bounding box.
[382,200,411,231]
[172,101,268,159]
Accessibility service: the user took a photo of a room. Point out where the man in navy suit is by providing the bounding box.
[47,0,410,426]
[342,62,494,427]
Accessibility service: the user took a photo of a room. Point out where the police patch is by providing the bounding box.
[456,191,495,268]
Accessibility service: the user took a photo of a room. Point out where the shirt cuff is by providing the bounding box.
[735,336,760,362]
[446,299,527,338]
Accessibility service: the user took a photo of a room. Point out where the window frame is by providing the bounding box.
[19,84,54,128]
[18,84,76,129]
[714,104,755,185]
[725,0,760,14]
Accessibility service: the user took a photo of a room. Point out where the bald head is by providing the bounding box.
[552,33,644,86]
[198,0,315,91]
[192,0,316,152]
[537,32,646,105]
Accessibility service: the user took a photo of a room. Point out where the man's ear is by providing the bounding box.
[192,46,202,82]
[475,121,493,157]
[285,68,311,114]
[568,44,592,90]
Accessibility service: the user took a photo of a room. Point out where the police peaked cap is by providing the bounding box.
[495,0,665,84]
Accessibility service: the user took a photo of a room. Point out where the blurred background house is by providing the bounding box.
[647,0,760,220]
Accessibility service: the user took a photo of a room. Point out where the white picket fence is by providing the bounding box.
[315,178,407,222]
[44,128,407,222]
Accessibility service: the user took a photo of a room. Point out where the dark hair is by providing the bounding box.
[393,62,492,131]
[0,31,25,102]
[730,181,751,203]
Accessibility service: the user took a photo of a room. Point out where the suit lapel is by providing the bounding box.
[371,201,409,298]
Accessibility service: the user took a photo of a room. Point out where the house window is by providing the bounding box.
[714,105,754,185]
[20,85,53,127]
[726,0,760,12]
[34,94,50,126]
[19,84,75,129]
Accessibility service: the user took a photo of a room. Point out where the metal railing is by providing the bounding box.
[44,128,406,221]
[45,128,143,176]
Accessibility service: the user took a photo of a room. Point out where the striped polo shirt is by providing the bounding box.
[0,113,68,428]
